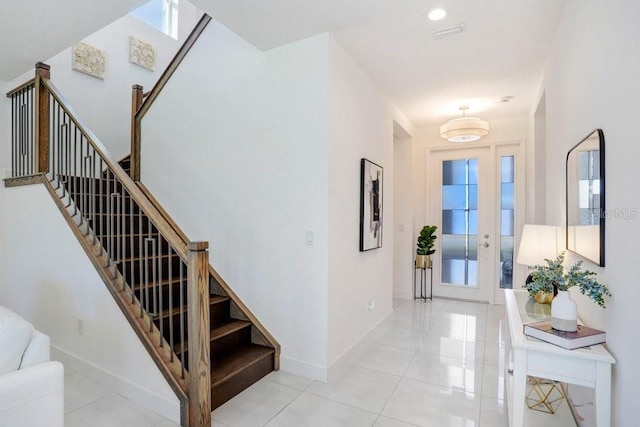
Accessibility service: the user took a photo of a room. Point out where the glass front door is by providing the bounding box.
[429,145,522,303]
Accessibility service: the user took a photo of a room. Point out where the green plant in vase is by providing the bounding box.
[524,254,564,303]
[524,251,611,306]
[524,251,612,331]
[416,225,437,268]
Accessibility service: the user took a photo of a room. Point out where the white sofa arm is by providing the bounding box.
[0,361,64,427]
[20,330,50,368]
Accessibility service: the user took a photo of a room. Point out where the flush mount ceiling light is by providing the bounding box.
[426,8,447,21]
[440,106,490,142]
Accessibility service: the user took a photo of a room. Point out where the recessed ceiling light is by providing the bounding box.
[427,8,447,21]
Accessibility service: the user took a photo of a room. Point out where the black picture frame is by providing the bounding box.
[566,129,605,266]
[360,158,383,251]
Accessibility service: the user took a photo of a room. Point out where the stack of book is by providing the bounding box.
[523,320,606,350]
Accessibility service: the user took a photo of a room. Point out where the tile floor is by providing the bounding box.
[63,298,510,426]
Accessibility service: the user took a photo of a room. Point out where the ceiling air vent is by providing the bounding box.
[434,24,466,40]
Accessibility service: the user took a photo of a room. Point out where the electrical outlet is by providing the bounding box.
[77,318,84,335]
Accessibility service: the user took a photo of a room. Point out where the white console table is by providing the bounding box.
[505,290,615,427]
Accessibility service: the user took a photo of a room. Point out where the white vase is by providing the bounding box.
[551,290,578,332]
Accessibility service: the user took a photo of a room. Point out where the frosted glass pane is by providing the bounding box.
[442,210,478,235]
[500,236,514,289]
[501,183,514,209]
[442,259,478,287]
[443,185,466,210]
[468,159,478,185]
[468,235,478,260]
[443,160,466,185]
[443,210,463,235]
[469,210,478,234]
[442,234,467,259]
[468,185,478,209]
[501,156,514,183]
[501,209,514,236]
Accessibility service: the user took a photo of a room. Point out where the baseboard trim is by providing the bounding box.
[51,346,180,423]
[280,355,327,382]
[326,308,392,382]
[279,308,393,384]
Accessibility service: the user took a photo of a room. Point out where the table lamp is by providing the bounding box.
[516,224,561,285]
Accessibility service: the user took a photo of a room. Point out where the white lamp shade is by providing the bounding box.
[440,117,490,142]
[516,224,561,266]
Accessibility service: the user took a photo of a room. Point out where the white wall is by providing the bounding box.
[0,184,179,421]
[0,82,9,305]
[393,133,414,300]
[140,22,330,380]
[532,94,547,223]
[139,22,414,379]
[531,1,640,424]
[326,37,411,367]
[8,9,198,159]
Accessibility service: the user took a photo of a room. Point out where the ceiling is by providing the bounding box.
[191,0,566,127]
[1,0,566,128]
[0,0,147,82]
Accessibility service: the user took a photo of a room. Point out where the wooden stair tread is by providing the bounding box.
[211,319,251,340]
[173,319,251,355]
[95,232,160,239]
[211,344,274,386]
[122,253,179,263]
[158,295,229,320]
[132,276,190,291]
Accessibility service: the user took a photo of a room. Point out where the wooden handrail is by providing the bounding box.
[130,13,212,181]
[41,78,189,261]
[136,14,211,121]
[5,78,35,98]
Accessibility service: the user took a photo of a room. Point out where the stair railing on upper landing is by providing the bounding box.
[5,63,211,427]
[130,13,212,182]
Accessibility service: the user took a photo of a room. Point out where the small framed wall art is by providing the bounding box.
[360,158,383,251]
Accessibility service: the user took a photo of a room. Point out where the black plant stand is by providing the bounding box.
[413,261,433,302]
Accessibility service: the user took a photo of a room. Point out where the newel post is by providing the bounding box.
[187,241,211,427]
[34,62,50,173]
[130,84,144,181]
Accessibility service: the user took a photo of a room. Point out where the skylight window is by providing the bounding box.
[131,0,179,39]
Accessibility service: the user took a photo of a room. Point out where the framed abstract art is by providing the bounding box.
[360,158,383,251]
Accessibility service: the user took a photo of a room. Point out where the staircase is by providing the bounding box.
[5,28,279,425]
[106,155,276,409]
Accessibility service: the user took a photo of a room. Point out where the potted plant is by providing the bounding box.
[524,251,611,331]
[416,225,437,268]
